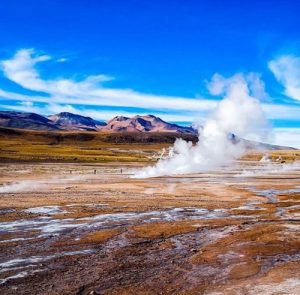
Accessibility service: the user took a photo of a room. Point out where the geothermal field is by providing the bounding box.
[1,157,300,294]
[1,1,300,294]
[1,74,300,295]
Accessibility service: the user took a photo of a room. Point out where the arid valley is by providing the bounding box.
[1,152,300,294]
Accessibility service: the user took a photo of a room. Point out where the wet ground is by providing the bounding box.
[0,161,300,294]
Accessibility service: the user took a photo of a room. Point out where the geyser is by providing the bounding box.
[134,73,269,178]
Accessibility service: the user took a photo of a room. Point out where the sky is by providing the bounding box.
[0,0,300,147]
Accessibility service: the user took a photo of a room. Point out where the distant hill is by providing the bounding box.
[48,112,106,131]
[0,111,196,134]
[238,137,295,151]
[0,111,58,131]
[100,115,197,134]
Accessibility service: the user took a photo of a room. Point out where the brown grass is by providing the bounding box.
[80,229,122,243]
[190,223,300,265]
[132,220,198,239]
[52,228,122,247]
[242,150,300,162]
[132,218,245,240]
[0,128,170,163]
[2,127,299,163]
[229,261,261,280]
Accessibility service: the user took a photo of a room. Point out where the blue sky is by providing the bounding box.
[0,0,300,147]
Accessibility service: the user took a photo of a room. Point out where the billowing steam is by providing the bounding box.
[0,175,89,193]
[134,73,269,178]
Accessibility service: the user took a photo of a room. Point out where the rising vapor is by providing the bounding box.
[134,73,269,178]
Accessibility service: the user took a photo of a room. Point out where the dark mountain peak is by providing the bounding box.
[133,114,163,122]
[56,112,73,117]
[134,114,157,119]
[109,116,130,122]
[100,114,197,134]
[49,112,93,121]
[48,112,106,131]
[0,110,58,131]
[1,111,48,122]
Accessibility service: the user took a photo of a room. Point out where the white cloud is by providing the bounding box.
[262,104,300,120]
[20,101,34,108]
[57,58,68,63]
[0,49,216,112]
[269,55,300,101]
[1,102,197,123]
[1,102,77,117]
[207,72,268,100]
[1,50,299,122]
[1,49,114,95]
[2,88,299,122]
[272,128,300,149]
[207,72,300,121]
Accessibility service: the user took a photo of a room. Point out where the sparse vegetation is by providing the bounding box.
[242,150,300,162]
[1,127,299,163]
[0,127,173,162]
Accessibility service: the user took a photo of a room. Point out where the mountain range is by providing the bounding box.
[0,110,295,149]
[0,111,197,134]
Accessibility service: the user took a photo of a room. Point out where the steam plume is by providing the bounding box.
[134,73,269,178]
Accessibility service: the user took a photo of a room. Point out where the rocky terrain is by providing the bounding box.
[0,160,300,294]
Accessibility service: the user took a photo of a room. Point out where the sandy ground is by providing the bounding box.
[0,161,300,294]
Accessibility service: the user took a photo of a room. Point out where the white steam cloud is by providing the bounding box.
[134,73,269,178]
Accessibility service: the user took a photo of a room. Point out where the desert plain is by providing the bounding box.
[0,129,299,294]
[0,146,300,295]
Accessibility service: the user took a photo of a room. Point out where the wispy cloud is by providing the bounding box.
[0,48,300,131]
[272,128,300,148]
[1,49,114,94]
[269,54,300,101]
[262,104,300,120]
[207,72,268,100]
[0,49,216,112]
[0,101,197,123]
[206,72,300,121]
